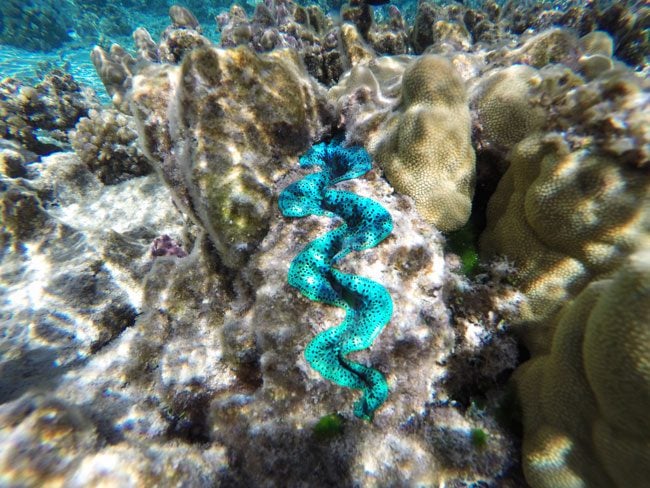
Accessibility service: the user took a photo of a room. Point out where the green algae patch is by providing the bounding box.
[470,428,489,449]
[447,221,480,276]
[313,413,345,441]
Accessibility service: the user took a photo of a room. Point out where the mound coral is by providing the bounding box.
[279,139,393,420]
[513,243,650,488]
[474,65,546,152]
[478,55,650,487]
[480,132,649,349]
[370,55,476,232]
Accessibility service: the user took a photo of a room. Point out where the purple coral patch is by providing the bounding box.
[151,235,187,258]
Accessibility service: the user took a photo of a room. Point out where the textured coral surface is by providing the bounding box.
[127,44,333,268]
[513,244,650,488]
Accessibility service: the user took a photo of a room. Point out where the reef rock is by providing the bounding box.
[130,45,333,268]
[0,152,185,391]
[0,146,521,487]
[209,163,518,485]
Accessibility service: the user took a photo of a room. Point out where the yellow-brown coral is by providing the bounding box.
[480,133,649,351]
[474,65,546,151]
[513,242,650,488]
[369,55,475,232]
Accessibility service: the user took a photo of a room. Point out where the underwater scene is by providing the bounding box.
[0,0,648,486]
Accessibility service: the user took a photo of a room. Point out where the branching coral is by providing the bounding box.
[71,108,152,185]
[0,70,98,154]
[279,139,393,420]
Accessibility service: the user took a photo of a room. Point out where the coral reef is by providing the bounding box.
[71,108,152,185]
[476,34,650,487]
[367,5,409,56]
[473,64,547,152]
[0,153,185,430]
[478,58,650,335]
[513,243,650,488]
[0,70,99,155]
[8,2,650,487]
[158,6,212,64]
[327,54,411,145]
[91,6,337,269]
[91,44,137,113]
[213,165,519,486]
[216,0,376,86]
[481,130,648,347]
[506,28,580,69]
[369,55,476,232]
[279,139,393,420]
[539,2,647,67]
[215,0,412,85]
[0,0,72,51]
[409,1,439,54]
[329,52,480,232]
[0,140,36,178]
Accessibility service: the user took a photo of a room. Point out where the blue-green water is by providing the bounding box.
[1,0,641,100]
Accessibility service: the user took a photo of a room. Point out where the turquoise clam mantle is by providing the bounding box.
[279,139,394,420]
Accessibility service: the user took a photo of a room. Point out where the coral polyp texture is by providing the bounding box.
[279,139,393,420]
[475,26,650,488]
[513,243,650,488]
[369,55,476,232]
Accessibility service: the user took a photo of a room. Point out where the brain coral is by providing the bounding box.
[369,55,476,232]
[513,242,650,488]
